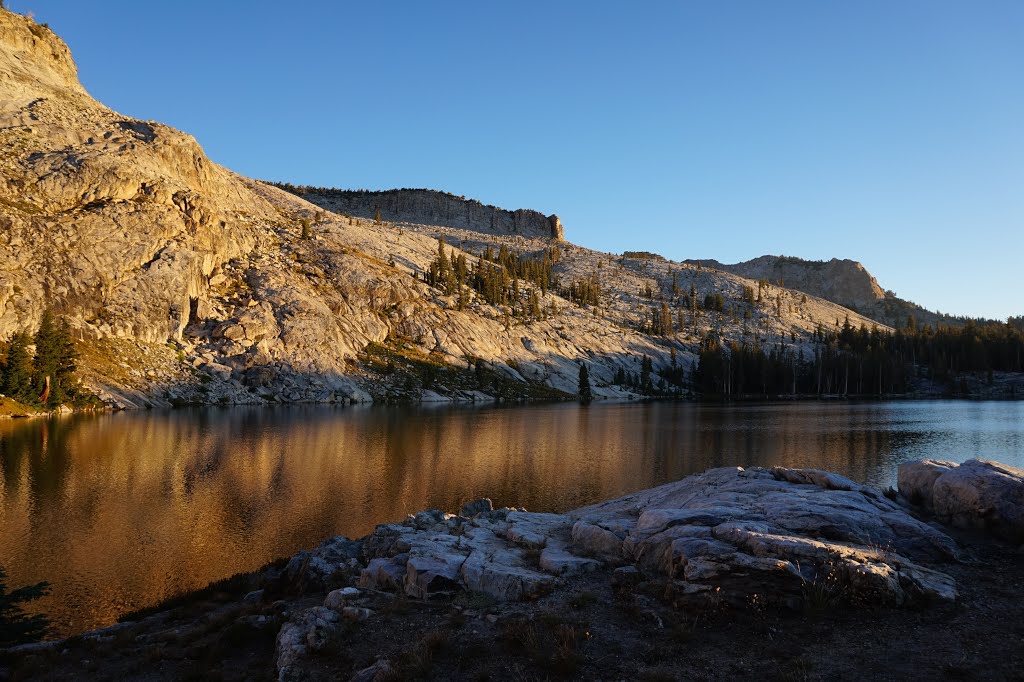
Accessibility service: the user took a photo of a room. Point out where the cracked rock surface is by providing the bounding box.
[275,465,963,679]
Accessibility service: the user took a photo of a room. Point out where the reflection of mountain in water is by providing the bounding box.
[0,401,1022,636]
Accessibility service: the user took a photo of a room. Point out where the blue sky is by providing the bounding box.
[13,1,1023,320]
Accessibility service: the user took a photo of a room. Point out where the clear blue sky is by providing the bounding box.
[12,1,1023,320]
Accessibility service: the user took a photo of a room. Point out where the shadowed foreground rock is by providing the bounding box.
[899,458,1024,543]
[276,465,961,681]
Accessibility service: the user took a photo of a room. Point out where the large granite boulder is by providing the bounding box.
[570,466,959,608]
[899,459,1024,542]
[278,466,964,679]
[351,467,959,610]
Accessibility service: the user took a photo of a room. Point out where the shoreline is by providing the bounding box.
[4,389,1021,421]
[3,460,1022,680]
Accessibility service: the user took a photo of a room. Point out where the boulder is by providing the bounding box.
[571,521,626,563]
[275,606,340,682]
[899,459,1024,542]
[324,586,361,611]
[403,534,469,599]
[460,498,494,517]
[571,466,960,608]
[539,541,602,576]
[358,556,408,592]
[283,536,362,592]
[350,659,395,682]
[289,465,962,621]
[504,511,572,548]
[897,459,957,510]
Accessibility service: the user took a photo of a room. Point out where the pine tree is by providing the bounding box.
[640,355,653,391]
[32,310,78,407]
[1,332,34,403]
[578,363,592,403]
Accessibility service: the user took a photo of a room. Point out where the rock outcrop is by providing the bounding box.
[898,458,1024,543]
[688,255,946,328]
[273,465,964,680]
[572,466,958,607]
[343,466,958,609]
[275,186,564,241]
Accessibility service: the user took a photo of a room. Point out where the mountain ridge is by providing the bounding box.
[268,183,564,241]
[686,255,958,328]
[0,8,895,408]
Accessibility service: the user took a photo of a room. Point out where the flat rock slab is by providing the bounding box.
[354,467,961,611]
[899,458,1024,543]
[570,466,959,608]
[279,465,969,679]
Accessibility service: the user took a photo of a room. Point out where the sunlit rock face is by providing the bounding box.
[686,255,951,328]
[899,459,1024,542]
[0,8,889,408]
[285,188,565,241]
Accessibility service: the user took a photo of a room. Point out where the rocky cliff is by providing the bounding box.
[0,9,890,408]
[274,185,564,241]
[688,255,943,327]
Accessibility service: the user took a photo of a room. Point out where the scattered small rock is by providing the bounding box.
[460,498,494,517]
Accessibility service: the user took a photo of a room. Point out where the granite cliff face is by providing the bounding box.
[0,11,272,343]
[277,186,564,241]
[688,256,941,327]
[0,9,889,408]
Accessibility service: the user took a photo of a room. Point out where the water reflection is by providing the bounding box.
[0,400,1021,636]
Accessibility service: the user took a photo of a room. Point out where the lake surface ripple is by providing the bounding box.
[1,400,1021,635]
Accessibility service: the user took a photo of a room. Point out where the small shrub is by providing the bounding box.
[568,590,597,610]
[801,561,847,611]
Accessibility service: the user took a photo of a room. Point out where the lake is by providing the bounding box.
[1,400,1022,636]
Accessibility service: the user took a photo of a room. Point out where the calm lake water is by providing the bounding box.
[1,400,1022,636]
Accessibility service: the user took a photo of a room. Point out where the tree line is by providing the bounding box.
[0,309,82,408]
[693,317,1024,397]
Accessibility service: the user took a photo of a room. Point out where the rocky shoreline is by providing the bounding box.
[2,459,1022,681]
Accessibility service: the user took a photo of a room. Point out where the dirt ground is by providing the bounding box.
[2,527,1022,682]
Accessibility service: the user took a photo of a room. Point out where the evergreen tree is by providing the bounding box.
[32,310,78,407]
[578,363,592,403]
[0,566,50,646]
[640,355,653,391]
[1,332,34,403]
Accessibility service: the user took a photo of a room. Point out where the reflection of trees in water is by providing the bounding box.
[639,403,901,485]
[0,417,79,502]
[1,402,1018,637]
